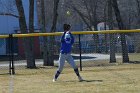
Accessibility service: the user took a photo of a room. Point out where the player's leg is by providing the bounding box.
[53,53,65,82]
[66,54,77,69]
[66,54,83,81]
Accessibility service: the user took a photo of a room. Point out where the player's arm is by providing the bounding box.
[70,33,74,44]
[61,32,66,43]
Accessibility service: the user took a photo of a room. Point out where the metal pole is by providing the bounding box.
[78,34,82,71]
[9,34,15,75]
[9,35,11,75]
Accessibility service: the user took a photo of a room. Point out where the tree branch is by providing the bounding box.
[0,13,19,18]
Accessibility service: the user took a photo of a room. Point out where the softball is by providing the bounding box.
[66,11,71,15]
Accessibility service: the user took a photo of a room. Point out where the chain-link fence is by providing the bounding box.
[0,31,140,75]
[0,38,9,75]
[0,31,140,93]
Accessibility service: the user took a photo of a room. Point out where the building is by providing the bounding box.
[0,0,39,56]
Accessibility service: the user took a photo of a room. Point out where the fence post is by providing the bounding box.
[9,34,15,75]
[78,34,82,71]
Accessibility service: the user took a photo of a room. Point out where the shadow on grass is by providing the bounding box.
[127,61,140,64]
[0,73,10,75]
[65,80,103,83]
[83,80,103,82]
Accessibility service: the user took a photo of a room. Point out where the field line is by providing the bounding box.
[9,75,14,93]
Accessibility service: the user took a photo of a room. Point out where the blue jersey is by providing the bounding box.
[60,32,74,54]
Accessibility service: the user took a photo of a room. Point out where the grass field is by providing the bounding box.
[0,53,140,93]
[0,63,140,93]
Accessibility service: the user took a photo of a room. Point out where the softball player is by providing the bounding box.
[53,24,83,82]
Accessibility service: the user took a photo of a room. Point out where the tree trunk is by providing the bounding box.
[29,0,34,33]
[104,3,108,54]
[108,0,116,63]
[46,0,60,66]
[40,0,50,66]
[50,0,59,33]
[135,0,140,53]
[112,0,129,63]
[136,0,140,25]
[15,0,36,68]
[28,0,36,67]
[93,25,100,53]
[90,1,100,53]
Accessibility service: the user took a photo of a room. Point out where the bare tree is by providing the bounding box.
[50,0,60,33]
[69,0,103,53]
[112,0,129,63]
[0,0,18,18]
[29,0,34,33]
[134,0,140,52]
[28,0,36,67]
[70,5,92,30]
[103,1,108,53]
[0,0,36,68]
[0,12,18,18]
[46,0,60,66]
[15,0,36,68]
[39,0,50,66]
[136,0,140,25]
[108,0,116,63]
[40,0,59,66]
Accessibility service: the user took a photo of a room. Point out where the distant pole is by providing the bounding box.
[9,34,15,75]
[79,34,82,71]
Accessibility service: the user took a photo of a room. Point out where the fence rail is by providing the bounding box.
[1,29,140,38]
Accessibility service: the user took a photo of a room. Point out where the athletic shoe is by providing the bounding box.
[53,79,57,82]
[78,76,84,82]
